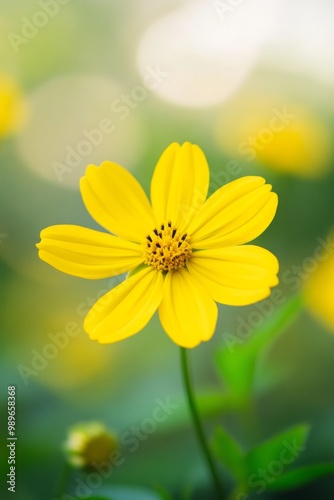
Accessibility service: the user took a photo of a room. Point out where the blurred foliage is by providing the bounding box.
[212,422,334,498]
[215,294,303,407]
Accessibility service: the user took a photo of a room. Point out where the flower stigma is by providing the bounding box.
[143,221,192,272]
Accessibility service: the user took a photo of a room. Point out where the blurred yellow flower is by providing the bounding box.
[215,99,332,178]
[36,331,111,391]
[64,422,118,468]
[253,112,331,178]
[37,142,279,348]
[0,74,27,137]
[304,236,334,330]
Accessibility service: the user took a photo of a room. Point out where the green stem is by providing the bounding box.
[55,461,72,499]
[180,347,225,500]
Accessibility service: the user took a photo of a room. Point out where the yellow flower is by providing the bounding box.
[215,98,331,178]
[64,422,118,468]
[37,142,279,348]
[0,74,27,137]
[303,237,334,330]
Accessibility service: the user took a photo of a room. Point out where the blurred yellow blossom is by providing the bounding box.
[215,97,332,178]
[64,422,118,469]
[304,233,334,330]
[0,74,27,137]
[36,331,111,390]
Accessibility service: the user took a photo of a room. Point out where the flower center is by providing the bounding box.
[143,221,192,272]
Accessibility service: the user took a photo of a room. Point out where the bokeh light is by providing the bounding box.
[137,0,278,108]
[17,75,146,188]
[264,0,334,87]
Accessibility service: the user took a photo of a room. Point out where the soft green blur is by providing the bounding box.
[1,1,334,499]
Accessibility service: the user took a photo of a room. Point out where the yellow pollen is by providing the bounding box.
[143,221,192,272]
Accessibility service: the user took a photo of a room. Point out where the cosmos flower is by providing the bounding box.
[37,142,279,348]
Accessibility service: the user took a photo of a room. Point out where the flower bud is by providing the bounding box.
[64,422,118,469]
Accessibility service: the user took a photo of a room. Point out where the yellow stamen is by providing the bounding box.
[143,221,192,272]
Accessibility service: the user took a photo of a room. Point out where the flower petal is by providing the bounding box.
[187,246,279,306]
[84,267,163,343]
[80,161,157,242]
[37,225,143,279]
[188,176,278,248]
[150,142,209,231]
[158,269,218,348]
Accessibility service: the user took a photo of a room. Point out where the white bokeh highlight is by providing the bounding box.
[17,75,146,188]
[137,0,278,108]
[264,0,334,87]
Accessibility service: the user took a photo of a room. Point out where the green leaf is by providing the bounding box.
[246,293,303,356]
[211,426,246,482]
[196,390,237,416]
[245,423,310,475]
[216,346,256,399]
[266,463,334,491]
[151,484,174,500]
[159,391,236,433]
[216,294,303,399]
